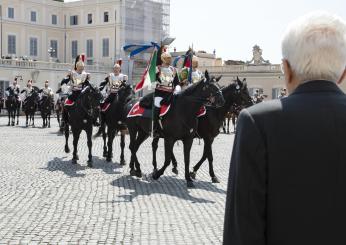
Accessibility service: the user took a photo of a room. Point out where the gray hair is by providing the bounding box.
[282,11,346,82]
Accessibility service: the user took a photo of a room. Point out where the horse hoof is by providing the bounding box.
[65,146,70,153]
[120,159,126,165]
[172,167,178,175]
[190,171,197,179]
[87,161,93,168]
[136,170,142,178]
[106,157,112,162]
[130,169,137,176]
[152,171,160,180]
[211,176,220,183]
[187,181,195,188]
[72,159,77,165]
[74,155,79,160]
[103,151,107,158]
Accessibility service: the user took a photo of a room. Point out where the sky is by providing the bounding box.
[65,0,346,64]
[170,0,346,63]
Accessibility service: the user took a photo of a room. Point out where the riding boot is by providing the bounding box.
[153,107,161,137]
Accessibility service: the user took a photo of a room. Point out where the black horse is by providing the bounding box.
[189,77,253,183]
[126,71,225,187]
[0,96,4,114]
[23,88,39,127]
[63,85,102,167]
[98,83,133,163]
[40,95,54,128]
[5,88,21,126]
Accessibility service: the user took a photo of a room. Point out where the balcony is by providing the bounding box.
[0,58,112,73]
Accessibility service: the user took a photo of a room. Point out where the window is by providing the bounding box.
[31,11,37,22]
[102,38,109,57]
[86,39,93,58]
[70,15,78,25]
[8,7,14,19]
[52,14,57,25]
[104,12,109,22]
[87,13,92,24]
[30,38,38,56]
[71,40,78,59]
[8,35,16,54]
[50,40,58,58]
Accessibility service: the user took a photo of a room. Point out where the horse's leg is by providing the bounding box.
[152,138,174,180]
[171,151,178,175]
[16,106,19,125]
[106,127,116,162]
[32,113,35,127]
[64,116,70,153]
[226,118,230,134]
[190,138,208,180]
[206,138,219,183]
[7,110,10,126]
[222,118,227,134]
[86,126,93,167]
[128,129,137,174]
[119,131,126,165]
[132,130,148,178]
[72,128,81,164]
[102,125,108,158]
[26,114,28,127]
[48,114,51,128]
[182,137,194,188]
[151,137,159,172]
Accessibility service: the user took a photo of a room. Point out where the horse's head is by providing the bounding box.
[200,70,225,107]
[81,84,102,118]
[229,76,253,107]
[117,83,134,103]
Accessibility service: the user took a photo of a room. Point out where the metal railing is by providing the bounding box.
[201,64,283,73]
[0,58,113,73]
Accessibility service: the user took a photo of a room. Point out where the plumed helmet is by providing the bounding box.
[161,52,172,63]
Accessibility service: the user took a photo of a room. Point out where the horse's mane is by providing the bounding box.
[179,81,202,96]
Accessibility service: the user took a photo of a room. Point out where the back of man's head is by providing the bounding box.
[282,12,346,83]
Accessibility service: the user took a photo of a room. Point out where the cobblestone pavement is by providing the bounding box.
[0,116,235,245]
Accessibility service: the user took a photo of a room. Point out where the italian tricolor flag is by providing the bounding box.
[134,50,158,93]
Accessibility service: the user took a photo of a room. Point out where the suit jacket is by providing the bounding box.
[223,80,346,245]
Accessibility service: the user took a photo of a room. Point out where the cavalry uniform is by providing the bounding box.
[62,69,90,106]
[21,85,35,107]
[154,65,176,106]
[6,82,20,99]
[191,69,204,84]
[152,51,177,136]
[38,85,53,109]
[100,71,128,112]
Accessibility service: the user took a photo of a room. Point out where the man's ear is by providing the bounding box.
[282,59,293,84]
[337,68,346,84]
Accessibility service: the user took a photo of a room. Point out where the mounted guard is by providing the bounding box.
[61,54,90,106]
[99,60,128,112]
[153,50,178,135]
[38,80,54,109]
[20,80,35,108]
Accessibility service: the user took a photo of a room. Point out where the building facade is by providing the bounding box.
[0,0,170,96]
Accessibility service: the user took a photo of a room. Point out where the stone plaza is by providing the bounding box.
[0,116,234,244]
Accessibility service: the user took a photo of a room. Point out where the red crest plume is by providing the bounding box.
[80,53,86,62]
[116,59,123,66]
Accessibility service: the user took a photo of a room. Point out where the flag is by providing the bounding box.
[182,49,193,83]
[134,50,158,93]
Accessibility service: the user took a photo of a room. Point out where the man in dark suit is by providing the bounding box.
[223,12,346,245]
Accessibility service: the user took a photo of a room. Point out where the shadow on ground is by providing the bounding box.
[109,174,226,204]
[42,156,122,178]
